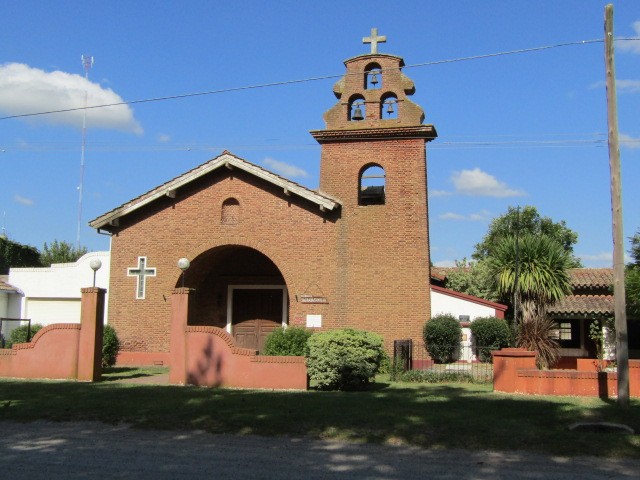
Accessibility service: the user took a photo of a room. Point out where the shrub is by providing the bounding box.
[423,314,461,363]
[469,316,511,363]
[263,326,312,356]
[306,328,385,390]
[3,323,43,348]
[102,324,121,368]
[517,315,559,369]
[397,369,475,384]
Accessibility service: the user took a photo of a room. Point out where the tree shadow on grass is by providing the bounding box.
[1,379,638,458]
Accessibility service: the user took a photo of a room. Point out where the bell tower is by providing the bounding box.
[310,29,437,348]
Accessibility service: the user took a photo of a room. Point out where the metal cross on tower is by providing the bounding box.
[363,28,386,54]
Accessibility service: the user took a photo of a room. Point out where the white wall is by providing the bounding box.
[431,289,499,321]
[430,287,504,363]
[7,251,110,327]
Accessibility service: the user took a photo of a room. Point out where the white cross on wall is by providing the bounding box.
[363,28,387,54]
[127,256,156,299]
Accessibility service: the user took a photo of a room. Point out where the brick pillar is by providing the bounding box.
[77,287,106,382]
[169,288,194,384]
[492,348,537,393]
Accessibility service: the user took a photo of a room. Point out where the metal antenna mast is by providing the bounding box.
[76,54,94,249]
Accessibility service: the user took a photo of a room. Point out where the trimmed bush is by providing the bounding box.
[397,369,475,384]
[3,323,43,348]
[469,316,511,363]
[102,324,121,368]
[263,326,312,356]
[423,314,461,364]
[306,328,385,390]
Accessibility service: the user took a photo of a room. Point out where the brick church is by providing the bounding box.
[90,30,438,365]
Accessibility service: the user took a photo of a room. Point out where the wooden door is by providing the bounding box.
[232,289,284,353]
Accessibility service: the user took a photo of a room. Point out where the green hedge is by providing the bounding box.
[306,328,385,390]
[263,326,312,356]
[469,316,510,363]
[3,323,43,348]
[423,314,461,364]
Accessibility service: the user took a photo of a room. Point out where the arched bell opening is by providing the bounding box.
[348,95,366,122]
[176,245,288,353]
[380,93,398,120]
[364,62,382,90]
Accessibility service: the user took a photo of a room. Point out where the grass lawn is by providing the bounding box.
[1,367,639,458]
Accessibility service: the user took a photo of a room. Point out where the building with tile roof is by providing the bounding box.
[89,33,440,365]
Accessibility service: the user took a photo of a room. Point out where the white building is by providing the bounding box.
[4,251,110,335]
[430,285,508,362]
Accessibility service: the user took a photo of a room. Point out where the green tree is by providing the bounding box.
[487,234,573,323]
[630,228,640,267]
[472,206,582,267]
[444,258,499,302]
[487,234,571,369]
[627,229,640,319]
[0,236,41,274]
[40,240,88,267]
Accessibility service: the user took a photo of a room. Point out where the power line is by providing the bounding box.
[3,37,636,122]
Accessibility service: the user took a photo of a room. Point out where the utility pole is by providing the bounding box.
[76,54,94,250]
[604,4,629,407]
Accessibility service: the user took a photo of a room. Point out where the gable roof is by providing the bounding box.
[432,267,613,290]
[89,151,341,230]
[431,284,507,313]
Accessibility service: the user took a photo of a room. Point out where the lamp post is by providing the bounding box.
[89,258,102,287]
[177,258,190,288]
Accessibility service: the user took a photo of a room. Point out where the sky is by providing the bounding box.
[0,0,639,268]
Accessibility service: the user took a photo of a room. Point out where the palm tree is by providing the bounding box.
[487,234,573,368]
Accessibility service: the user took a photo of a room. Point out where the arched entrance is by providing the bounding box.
[183,245,288,353]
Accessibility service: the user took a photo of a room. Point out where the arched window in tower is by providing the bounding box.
[380,93,398,120]
[221,197,240,225]
[364,63,382,90]
[359,164,386,206]
[348,95,366,122]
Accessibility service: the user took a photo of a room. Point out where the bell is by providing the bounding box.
[386,101,395,115]
[352,105,364,121]
[370,72,379,85]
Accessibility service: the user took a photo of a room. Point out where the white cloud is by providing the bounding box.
[157,134,171,143]
[439,210,490,221]
[589,79,640,94]
[439,212,466,220]
[429,189,452,197]
[616,80,640,94]
[618,21,640,54]
[433,260,457,267]
[0,63,142,134]
[620,133,640,149]
[263,157,309,179]
[451,168,525,197]
[14,194,34,206]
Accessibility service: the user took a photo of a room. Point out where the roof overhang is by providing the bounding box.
[89,152,340,231]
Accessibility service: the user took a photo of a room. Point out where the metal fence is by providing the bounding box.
[392,339,494,383]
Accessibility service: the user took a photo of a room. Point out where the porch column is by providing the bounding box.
[77,287,106,382]
[169,288,194,384]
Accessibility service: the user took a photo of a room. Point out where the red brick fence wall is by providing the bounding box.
[492,348,640,398]
[0,288,104,382]
[169,288,308,390]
